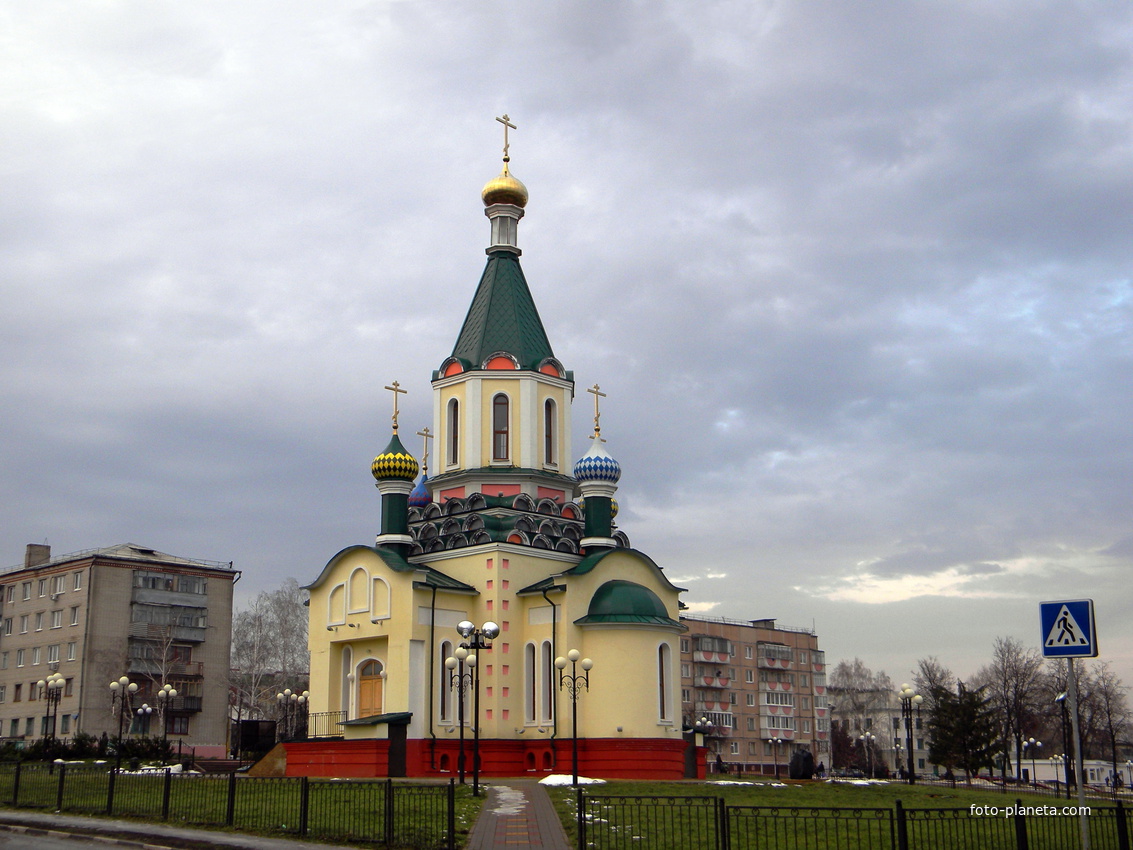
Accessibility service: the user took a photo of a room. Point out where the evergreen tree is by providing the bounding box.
[927,681,998,783]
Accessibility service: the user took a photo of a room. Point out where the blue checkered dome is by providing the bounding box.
[573,437,621,484]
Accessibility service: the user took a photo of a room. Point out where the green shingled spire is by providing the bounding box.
[450,252,555,370]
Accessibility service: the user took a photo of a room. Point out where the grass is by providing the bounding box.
[0,763,483,849]
[543,778,1127,850]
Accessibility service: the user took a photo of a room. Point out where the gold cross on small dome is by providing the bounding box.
[587,383,607,441]
[384,381,407,433]
[416,426,433,473]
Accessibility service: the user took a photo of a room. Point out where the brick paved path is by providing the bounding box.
[465,780,571,849]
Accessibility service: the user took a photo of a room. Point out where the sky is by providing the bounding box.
[3,2,1132,692]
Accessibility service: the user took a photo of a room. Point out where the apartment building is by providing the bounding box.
[0,543,236,757]
[680,615,828,776]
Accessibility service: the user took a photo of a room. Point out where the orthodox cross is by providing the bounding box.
[587,384,607,441]
[416,426,433,474]
[384,381,407,433]
[496,114,516,161]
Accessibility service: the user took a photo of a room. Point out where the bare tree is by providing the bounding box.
[914,656,956,714]
[829,658,893,736]
[1092,663,1130,783]
[973,636,1043,780]
[230,578,310,725]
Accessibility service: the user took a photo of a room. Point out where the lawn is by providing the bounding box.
[543,778,1123,850]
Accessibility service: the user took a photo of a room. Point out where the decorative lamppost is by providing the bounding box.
[555,648,593,786]
[37,672,65,742]
[447,620,499,797]
[693,716,714,771]
[276,688,309,742]
[1055,692,1073,799]
[445,647,473,786]
[894,743,905,777]
[108,676,138,772]
[136,703,153,737]
[768,736,784,779]
[156,684,178,759]
[858,733,877,778]
[1023,737,1042,786]
[898,684,923,784]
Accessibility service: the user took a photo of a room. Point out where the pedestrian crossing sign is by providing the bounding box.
[1040,599,1098,658]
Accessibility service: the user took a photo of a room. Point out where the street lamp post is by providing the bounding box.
[555,648,593,786]
[445,648,472,786]
[449,620,499,797]
[276,688,310,742]
[1056,692,1073,800]
[156,684,178,760]
[898,684,923,784]
[108,676,138,772]
[136,703,153,738]
[1022,737,1042,787]
[768,737,784,779]
[693,716,711,775]
[38,672,65,742]
[858,733,877,778]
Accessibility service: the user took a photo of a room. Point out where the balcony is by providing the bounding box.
[697,710,733,737]
[692,649,730,665]
[757,654,792,670]
[128,622,206,643]
[694,699,731,714]
[695,675,730,689]
[126,658,204,679]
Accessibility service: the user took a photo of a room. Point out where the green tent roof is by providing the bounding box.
[450,251,555,370]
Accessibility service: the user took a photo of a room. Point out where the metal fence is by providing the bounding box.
[577,791,1133,850]
[0,762,456,849]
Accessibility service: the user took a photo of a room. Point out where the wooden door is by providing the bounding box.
[358,660,384,717]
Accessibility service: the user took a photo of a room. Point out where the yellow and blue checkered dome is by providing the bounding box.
[371,434,419,482]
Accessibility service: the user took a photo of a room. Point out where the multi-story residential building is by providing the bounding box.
[0,543,237,757]
[680,616,828,776]
[827,685,933,779]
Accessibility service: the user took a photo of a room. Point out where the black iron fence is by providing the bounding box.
[0,762,456,849]
[577,790,1133,850]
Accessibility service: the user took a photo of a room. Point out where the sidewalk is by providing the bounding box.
[465,779,571,849]
[0,809,354,849]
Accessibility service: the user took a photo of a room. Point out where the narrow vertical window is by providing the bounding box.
[447,399,459,465]
[544,399,556,465]
[524,644,536,723]
[492,395,509,460]
[541,641,554,722]
[658,644,672,721]
[439,640,453,722]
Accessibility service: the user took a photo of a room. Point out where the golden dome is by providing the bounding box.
[481,162,529,208]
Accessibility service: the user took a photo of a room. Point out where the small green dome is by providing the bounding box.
[584,580,670,622]
[371,433,419,482]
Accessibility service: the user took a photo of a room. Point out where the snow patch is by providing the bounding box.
[539,774,607,786]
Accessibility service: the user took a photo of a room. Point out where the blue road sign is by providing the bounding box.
[1040,599,1098,658]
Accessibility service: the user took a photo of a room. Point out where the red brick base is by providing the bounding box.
[281,737,703,780]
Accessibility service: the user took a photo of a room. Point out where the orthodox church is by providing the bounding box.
[290,119,694,780]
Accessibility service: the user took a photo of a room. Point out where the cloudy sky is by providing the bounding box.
[3,2,1131,689]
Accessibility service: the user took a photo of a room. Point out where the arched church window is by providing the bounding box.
[544,399,556,465]
[658,644,672,722]
[492,394,509,460]
[447,399,459,466]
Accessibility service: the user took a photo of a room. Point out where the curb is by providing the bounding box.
[0,821,175,848]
